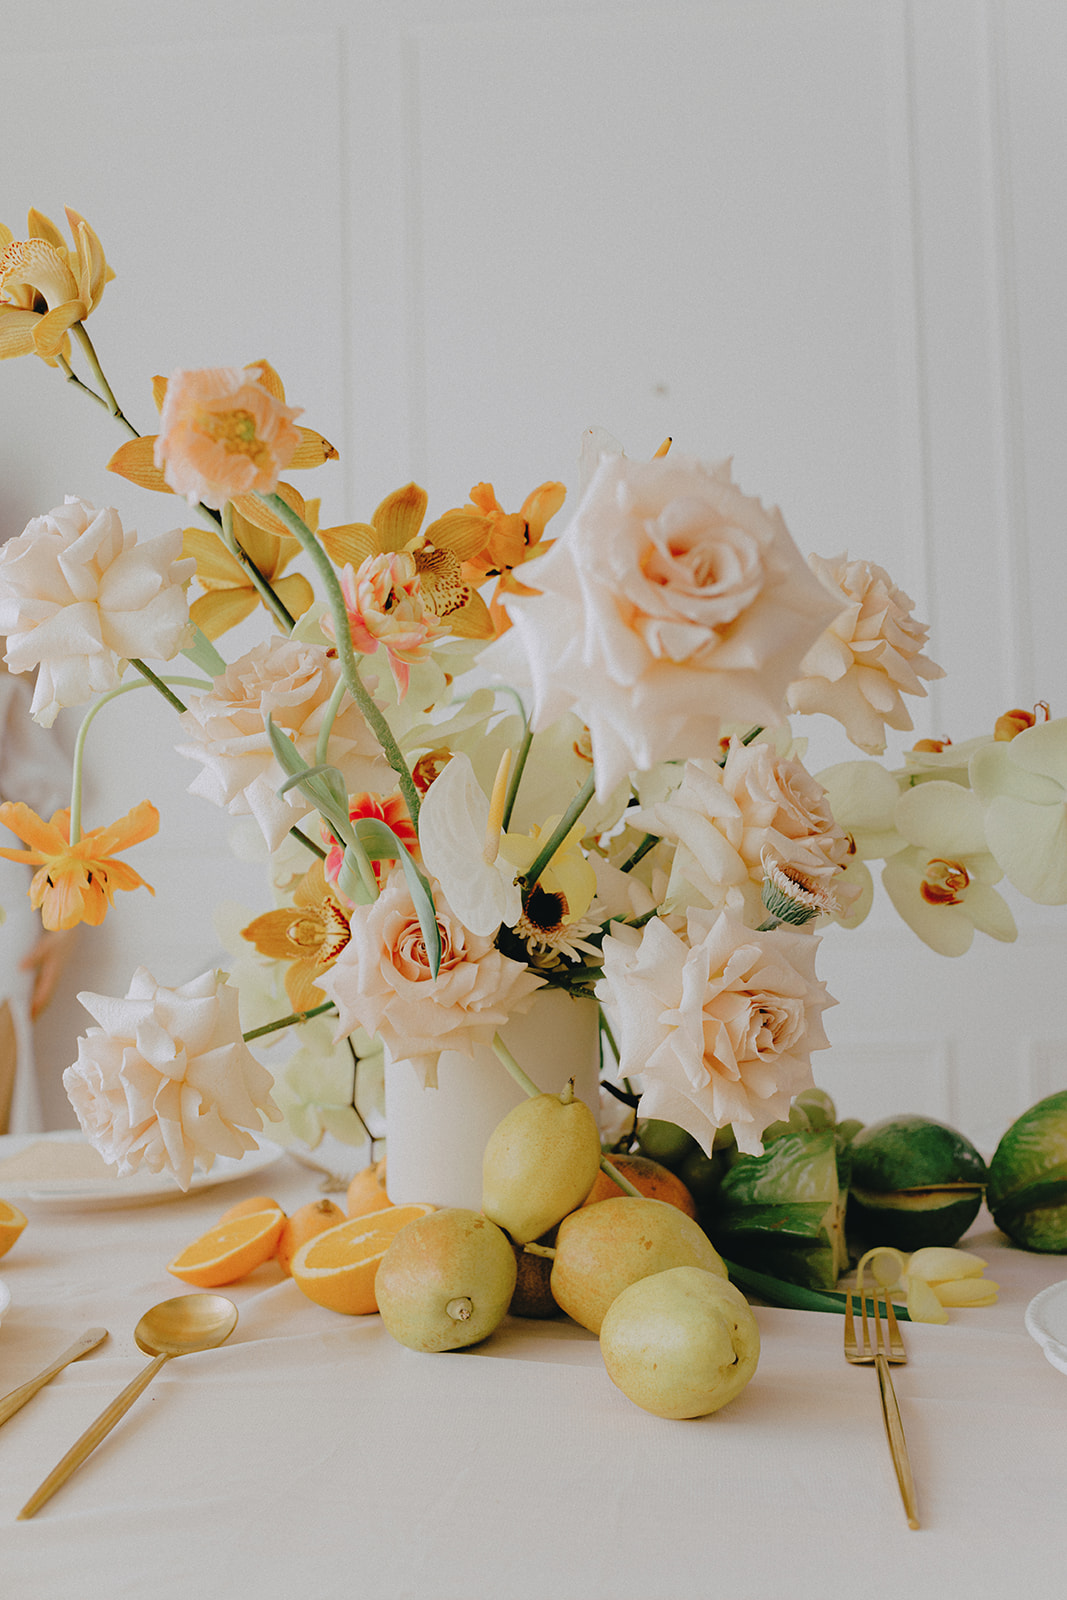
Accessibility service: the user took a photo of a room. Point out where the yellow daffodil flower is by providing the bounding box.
[0,800,158,930]
[241,861,351,1012]
[0,207,113,364]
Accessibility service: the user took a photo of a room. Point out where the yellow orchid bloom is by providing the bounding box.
[182,501,315,639]
[240,862,351,1013]
[462,480,567,633]
[0,207,113,364]
[0,800,159,930]
[316,482,494,641]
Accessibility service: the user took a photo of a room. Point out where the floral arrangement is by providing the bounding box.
[2,205,1066,1192]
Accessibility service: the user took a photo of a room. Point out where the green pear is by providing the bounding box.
[482,1081,601,1244]
[549,1196,727,1333]
[375,1208,517,1352]
[600,1266,760,1418]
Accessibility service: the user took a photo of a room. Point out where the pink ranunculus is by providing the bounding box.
[63,966,281,1191]
[596,909,835,1155]
[787,554,945,754]
[317,868,545,1086]
[174,637,390,850]
[154,365,303,509]
[480,453,844,798]
[0,497,193,726]
[321,551,445,698]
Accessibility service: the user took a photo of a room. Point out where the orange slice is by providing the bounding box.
[290,1203,434,1315]
[167,1208,287,1287]
[0,1199,28,1260]
[276,1199,346,1276]
[218,1195,285,1223]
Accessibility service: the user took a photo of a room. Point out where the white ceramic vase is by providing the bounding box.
[384,987,601,1209]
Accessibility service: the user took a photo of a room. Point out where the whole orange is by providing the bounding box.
[582,1154,698,1218]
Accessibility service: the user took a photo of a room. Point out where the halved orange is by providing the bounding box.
[290,1203,434,1315]
[0,1199,28,1260]
[167,1208,287,1287]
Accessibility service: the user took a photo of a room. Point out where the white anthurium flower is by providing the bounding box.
[417,752,522,936]
[969,717,1067,904]
[881,781,1016,956]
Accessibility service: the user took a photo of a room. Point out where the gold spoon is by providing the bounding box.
[0,1328,109,1430]
[17,1294,238,1519]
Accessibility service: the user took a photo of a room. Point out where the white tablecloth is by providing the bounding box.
[0,1150,1064,1600]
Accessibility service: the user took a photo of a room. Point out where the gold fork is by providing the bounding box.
[844,1263,919,1529]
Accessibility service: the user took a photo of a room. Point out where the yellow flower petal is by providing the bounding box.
[318,522,378,569]
[272,572,315,621]
[423,508,491,563]
[108,434,174,494]
[182,526,246,586]
[904,1274,949,1324]
[289,426,339,468]
[373,483,427,551]
[231,480,306,537]
[190,588,259,639]
[0,305,38,361]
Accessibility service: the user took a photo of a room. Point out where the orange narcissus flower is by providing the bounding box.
[0,800,159,930]
[241,862,351,1013]
[0,206,113,364]
[462,481,566,633]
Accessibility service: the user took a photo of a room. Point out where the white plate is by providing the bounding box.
[1025,1279,1067,1377]
[0,1131,285,1211]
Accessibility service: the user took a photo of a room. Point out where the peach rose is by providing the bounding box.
[317,869,544,1085]
[0,497,192,725]
[481,453,844,797]
[787,555,944,754]
[596,909,834,1155]
[63,966,281,1191]
[154,365,303,508]
[175,637,390,850]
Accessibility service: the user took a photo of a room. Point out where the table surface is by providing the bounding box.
[0,1147,1064,1600]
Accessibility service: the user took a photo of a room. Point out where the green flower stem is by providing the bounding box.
[71,322,139,438]
[129,658,188,713]
[316,674,348,769]
[597,1005,619,1067]
[723,1260,911,1320]
[288,824,327,860]
[260,491,422,826]
[501,724,533,831]
[68,675,211,843]
[220,501,297,634]
[619,832,657,873]
[55,352,114,415]
[242,1000,336,1042]
[520,770,596,891]
[491,1033,641,1198]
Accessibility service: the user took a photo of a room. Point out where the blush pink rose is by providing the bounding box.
[596,909,834,1155]
[175,637,390,850]
[481,454,844,797]
[317,869,544,1085]
[787,554,945,754]
[63,966,281,1191]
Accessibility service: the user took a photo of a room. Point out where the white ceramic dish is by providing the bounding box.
[0,1131,284,1211]
[0,1278,10,1329]
[1024,1279,1067,1377]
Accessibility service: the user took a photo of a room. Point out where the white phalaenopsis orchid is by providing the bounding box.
[970,717,1067,904]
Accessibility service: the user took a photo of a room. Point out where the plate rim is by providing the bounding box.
[0,1130,284,1208]
[1025,1278,1067,1373]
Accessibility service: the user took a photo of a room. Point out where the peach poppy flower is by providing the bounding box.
[154,365,303,509]
[0,799,159,930]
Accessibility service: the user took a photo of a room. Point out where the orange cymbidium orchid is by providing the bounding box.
[181,500,315,640]
[0,206,113,364]
[241,861,352,1013]
[0,799,159,930]
[462,481,566,633]
[316,482,494,641]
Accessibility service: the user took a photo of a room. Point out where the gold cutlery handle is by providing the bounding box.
[17,1352,170,1520]
[0,1329,109,1431]
[875,1353,919,1529]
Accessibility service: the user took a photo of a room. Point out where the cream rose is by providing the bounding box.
[481,454,844,798]
[596,909,834,1155]
[787,554,944,755]
[175,637,390,850]
[0,497,193,725]
[317,869,545,1085]
[63,966,281,1191]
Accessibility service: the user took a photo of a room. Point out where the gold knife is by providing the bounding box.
[0,1328,109,1429]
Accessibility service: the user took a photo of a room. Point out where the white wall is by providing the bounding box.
[2,0,1064,1149]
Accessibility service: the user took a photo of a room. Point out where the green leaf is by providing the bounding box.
[181,625,227,677]
[338,841,378,904]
